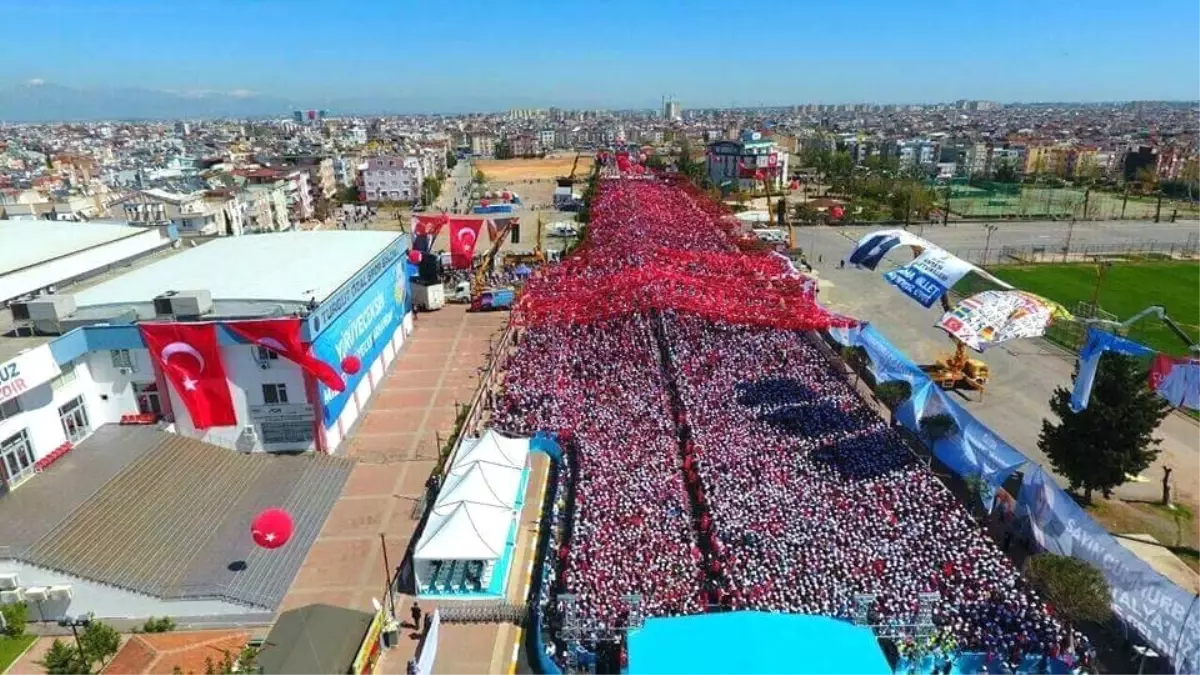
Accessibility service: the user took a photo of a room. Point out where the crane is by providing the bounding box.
[1087,305,1199,355]
[472,219,516,298]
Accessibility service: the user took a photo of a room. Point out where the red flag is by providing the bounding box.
[449,217,483,269]
[227,318,344,392]
[138,322,236,429]
[413,213,448,238]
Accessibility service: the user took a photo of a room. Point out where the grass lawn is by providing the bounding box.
[989,261,1199,355]
[1089,499,1199,578]
[0,635,36,673]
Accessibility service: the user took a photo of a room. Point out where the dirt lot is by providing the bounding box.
[474,155,594,182]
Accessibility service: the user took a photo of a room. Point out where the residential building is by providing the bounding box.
[114,189,241,236]
[706,131,790,192]
[664,100,682,122]
[470,133,497,157]
[358,156,425,202]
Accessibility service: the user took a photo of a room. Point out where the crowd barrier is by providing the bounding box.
[829,323,1200,674]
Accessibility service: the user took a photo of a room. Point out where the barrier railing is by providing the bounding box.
[825,324,1200,674]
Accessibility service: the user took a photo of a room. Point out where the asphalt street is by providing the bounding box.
[800,223,1200,510]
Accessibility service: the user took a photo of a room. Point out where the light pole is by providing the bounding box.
[58,613,93,670]
[981,224,999,265]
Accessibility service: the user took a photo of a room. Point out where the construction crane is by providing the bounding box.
[556,152,585,188]
[471,219,516,298]
[503,214,545,267]
[1088,305,1200,354]
[922,294,991,395]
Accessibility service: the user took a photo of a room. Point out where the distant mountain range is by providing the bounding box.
[0,82,305,122]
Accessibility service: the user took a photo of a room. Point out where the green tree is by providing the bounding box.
[919,413,957,445]
[445,151,458,170]
[1025,553,1111,631]
[1039,353,1171,504]
[420,176,441,208]
[79,620,121,671]
[1,602,27,638]
[1135,166,1160,195]
[473,169,486,185]
[493,141,514,160]
[792,202,820,225]
[994,160,1019,184]
[39,639,88,675]
[141,616,176,633]
[645,154,668,171]
[840,346,868,387]
[873,380,912,425]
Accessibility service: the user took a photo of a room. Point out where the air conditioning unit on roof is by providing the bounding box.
[0,589,23,605]
[47,585,73,601]
[22,587,48,602]
[0,573,18,591]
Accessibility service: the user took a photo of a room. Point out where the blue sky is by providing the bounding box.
[2,0,1198,110]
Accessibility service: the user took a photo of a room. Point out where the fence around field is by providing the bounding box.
[947,237,1200,268]
[946,181,1200,221]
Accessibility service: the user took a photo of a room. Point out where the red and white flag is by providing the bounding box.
[139,322,236,429]
[449,217,483,269]
[413,213,449,238]
[226,318,344,392]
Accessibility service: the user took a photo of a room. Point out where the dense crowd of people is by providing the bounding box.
[493,176,1093,670]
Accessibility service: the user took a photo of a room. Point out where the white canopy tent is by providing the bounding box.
[413,429,531,594]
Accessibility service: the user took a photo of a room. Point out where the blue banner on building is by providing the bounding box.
[311,259,409,427]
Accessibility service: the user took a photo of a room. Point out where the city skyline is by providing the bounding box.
[1,0,1197,118]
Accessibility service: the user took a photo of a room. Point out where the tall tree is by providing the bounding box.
[874,380,912,426]
[1025,553,1110,632]
[79,620,121,671]
[1039,353,1170,503]
[39,639,87,675]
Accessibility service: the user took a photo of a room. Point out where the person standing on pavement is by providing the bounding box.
[410,601,422,628]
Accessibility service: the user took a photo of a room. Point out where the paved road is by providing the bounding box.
[801,225,1200,511]
[816,219,1199,264]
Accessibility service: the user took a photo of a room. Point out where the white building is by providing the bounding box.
[359,155,426,202]
[706,131,790,192]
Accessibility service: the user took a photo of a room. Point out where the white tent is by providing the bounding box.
[437,462,522,511]
[453,429,528,470]
[413,429,532,594]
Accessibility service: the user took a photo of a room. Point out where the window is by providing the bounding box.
[254,346,279,362]
[50,361,78,392]
[0,397,21,423]
[111,349,135,371]
[0,430,35,486]
[58,395,90,443]
[262,383,288,405]
[133,382,162,416]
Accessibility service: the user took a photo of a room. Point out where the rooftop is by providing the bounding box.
[101,631,252,675]
[0,220,151,277]
[1,425,353,609]
[73,230,403,308]
[258,604,374,675]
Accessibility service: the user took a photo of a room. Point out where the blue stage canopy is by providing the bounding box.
[627,612,891,675]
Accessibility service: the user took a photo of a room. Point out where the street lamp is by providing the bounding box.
[58,613,93,669]
[981,224,999,265]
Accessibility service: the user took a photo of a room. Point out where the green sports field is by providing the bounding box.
[988,261,1199,355]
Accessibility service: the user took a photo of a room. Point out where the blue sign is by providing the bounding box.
[311,259,409,427]
[883,266,948,308]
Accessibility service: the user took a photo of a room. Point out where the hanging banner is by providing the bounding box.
[847,229,929,270]
[1070,327,1154,412]
[937,290,1071,352]
[414,609,440,675]
[1150,355,1200,410]
[883,247,976,308]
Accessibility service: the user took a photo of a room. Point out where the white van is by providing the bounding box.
[753,228,787,244]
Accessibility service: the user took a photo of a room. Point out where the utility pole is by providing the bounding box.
[942,181,951,226]
[1090,261,1113,313]
[1154,192,1163,223]
[1063,217,1076,263]
[982,224,999,265]
[1121,189,1129,219]
[1082,185,1091,220]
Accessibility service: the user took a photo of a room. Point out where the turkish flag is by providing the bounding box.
[139,322,237,429]
[413,213,448,237]
[449,217,483,269]
[227,318,344,392]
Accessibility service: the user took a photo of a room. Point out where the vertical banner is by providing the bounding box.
[449,217,483,269]
[415,609,440,675]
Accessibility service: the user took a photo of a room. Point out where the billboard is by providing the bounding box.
[311,258,410,427]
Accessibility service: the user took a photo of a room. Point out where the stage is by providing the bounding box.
[627,612,891,674]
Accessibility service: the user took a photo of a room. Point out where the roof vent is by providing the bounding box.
[153,290,213,319]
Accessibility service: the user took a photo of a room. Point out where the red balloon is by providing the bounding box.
[831,205,846,220]
[251,508,293,549]
[481,199,490,207]
[407,250,422,264]
[342,355,361,375]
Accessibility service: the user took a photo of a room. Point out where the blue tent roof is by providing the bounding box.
[628,612,891,675]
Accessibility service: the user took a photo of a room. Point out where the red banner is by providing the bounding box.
[227,318,345,392]
[413,213,449,238]
[138,323,236,429]
[449,217,483,269]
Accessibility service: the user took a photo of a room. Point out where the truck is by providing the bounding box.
[412,281,445,311]
[469,287,515,312]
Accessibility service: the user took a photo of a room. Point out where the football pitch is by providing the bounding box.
[950,186,1198,220]
[988,261,1199,355]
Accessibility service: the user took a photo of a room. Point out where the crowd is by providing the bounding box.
[495,316,706,629]
[492,175,1093,670]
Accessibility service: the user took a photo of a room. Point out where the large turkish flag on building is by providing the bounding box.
[226,318,344,392]
[449,217,483,269]
[413,213,448,237]
[138,322,237,429]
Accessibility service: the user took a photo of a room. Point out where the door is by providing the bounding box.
[0,430,35,487]
[58,396,91,444]
[133,383,162,416]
